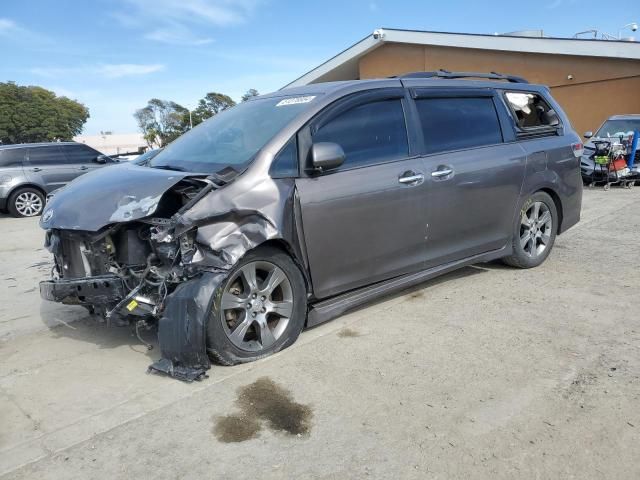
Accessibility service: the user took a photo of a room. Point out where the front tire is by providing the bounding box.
[503,191,558,269]
[8,187,45,218]
[206,246,307,365]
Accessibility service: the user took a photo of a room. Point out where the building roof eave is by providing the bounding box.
[283,28,640,88]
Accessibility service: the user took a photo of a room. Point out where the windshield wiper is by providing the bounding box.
[150,164,188,172]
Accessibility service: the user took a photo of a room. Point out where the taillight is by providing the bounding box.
[572,142,584,158]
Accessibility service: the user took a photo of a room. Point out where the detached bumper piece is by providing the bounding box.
[40,275,126,306]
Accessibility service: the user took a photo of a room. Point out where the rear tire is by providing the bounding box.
[8,187,45,218]
[206,246,307,365]
[503,191,558,269]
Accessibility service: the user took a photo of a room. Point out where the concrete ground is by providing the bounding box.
[1,189,639,479]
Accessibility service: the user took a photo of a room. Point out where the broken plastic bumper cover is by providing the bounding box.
[147,272,225,382]
[39,275,126,305]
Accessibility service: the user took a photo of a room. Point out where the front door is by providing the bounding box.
[25,146,77,193]
[296,92,429,299]
[59,144,105,178]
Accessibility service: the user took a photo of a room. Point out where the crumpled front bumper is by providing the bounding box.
[39,274,126,306]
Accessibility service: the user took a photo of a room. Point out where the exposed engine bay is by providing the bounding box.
[42,178,204,323]
[39,158,304,382]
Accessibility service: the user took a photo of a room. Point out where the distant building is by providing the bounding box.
[73,132,150,156]
[284,28,640,135]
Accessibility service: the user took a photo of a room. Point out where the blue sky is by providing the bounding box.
[1,0,638,134]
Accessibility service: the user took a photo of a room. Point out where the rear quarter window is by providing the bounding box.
[504,92,560,137]
[415,97,503,154]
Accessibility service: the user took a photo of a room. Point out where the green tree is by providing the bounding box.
[134,98,189,147]
[191,92,236,126]
[0,82,89,144]
[241,88,259,102]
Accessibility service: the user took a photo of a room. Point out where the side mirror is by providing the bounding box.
[310,142,345,172]
[94,155,108,164]
[584,131,593,139]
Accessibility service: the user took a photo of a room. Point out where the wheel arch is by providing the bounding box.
[536,187,564,234]
[249,238,313,296]
[8,183,48,201]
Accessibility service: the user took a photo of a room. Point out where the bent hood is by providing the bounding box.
[40,162,196,231]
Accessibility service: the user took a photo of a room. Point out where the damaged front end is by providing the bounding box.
[39,163,242,381]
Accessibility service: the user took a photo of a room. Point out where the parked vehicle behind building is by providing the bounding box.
[0,142,116,217]
[39,72,583,380]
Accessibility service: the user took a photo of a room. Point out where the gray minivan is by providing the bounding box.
[39,71,583,380]
[0,142,114,217]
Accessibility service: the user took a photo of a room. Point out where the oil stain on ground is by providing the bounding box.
[337,328,361,338]
[213,377,313,443]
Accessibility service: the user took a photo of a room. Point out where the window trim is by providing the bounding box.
[502,90,563,140]
[301,88,413,175]
[411,91,506,156]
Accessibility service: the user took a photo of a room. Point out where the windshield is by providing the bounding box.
[149,95,317,173]
[595,119,640,139]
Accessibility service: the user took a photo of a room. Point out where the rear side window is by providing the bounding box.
[27,146,67,165]
[416,97,503,154]
[61,144,100,164]
[313,99,408,169]
[0,149,25,167]
[504,92,559,131]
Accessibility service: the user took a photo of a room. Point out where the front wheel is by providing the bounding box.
[206,246,307,365]
[503,191,558,269]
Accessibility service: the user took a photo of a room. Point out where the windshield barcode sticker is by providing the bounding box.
[276,96,316,107]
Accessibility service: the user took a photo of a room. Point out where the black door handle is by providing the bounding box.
[31,167,42,172]
[79,166,88,170]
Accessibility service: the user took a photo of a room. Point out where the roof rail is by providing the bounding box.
[394,69,529,83]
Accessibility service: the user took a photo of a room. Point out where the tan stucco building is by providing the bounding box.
[285,29,640,135]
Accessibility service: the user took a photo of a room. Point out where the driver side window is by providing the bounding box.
[312,99,408,170]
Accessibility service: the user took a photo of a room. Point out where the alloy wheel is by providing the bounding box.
[14,192,43,217]
[520,201,552,258]
[220,261,294,352]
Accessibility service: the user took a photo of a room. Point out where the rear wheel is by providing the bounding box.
[8,187,45,218]
[503,191,557,269]
[206,247,307,365]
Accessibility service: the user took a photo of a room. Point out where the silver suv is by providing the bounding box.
[0,142,115,217]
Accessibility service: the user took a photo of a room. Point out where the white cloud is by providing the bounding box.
[30,63,165,79]
[126,0,260,26]
[98,63,165,78]
[144,28,214,46]
[114,0,263,45]
[0,18,17,34]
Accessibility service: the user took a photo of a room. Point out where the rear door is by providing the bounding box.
[60,144,104,178]
[411,89,527,266]
[296,89,430,299]
[0,147,27,193]
[25,146,77,193]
